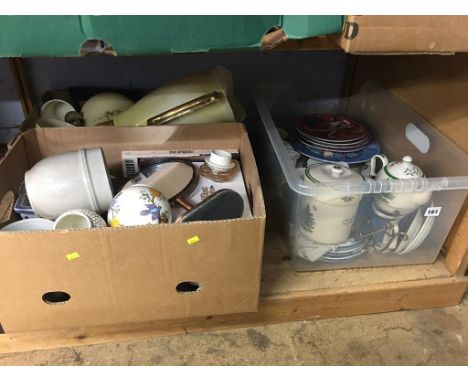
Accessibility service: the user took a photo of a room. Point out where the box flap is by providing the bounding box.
[281,15,344,39]
[332,16,468,54]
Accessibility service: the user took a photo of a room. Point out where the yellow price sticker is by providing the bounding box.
[186,235,200,245]
[66,252,80,261]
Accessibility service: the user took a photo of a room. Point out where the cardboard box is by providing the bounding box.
[331,16,468,54]
[0,15,343,57]
[0,123,266,333]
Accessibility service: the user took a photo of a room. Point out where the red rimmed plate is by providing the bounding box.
[295,114,369,143]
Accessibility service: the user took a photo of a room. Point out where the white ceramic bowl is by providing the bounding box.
[35,118,76,128]
[53,209,108,230]
[41,99,76,122]
[108,185,172,227]
[1,218,54,232]
[81,92,134,126]
[25,148,114,219]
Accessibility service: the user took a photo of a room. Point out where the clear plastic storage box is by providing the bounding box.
[256,82,468,271]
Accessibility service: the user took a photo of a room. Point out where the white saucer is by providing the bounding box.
[395,207,424,254]
[399,211,436,254]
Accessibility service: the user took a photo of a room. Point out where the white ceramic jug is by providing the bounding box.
[300,163,364,245]
[370,155,432,218]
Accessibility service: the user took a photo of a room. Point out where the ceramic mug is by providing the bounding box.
[53,209,107,230]
[40,99,79,125]
[25,148,114,219]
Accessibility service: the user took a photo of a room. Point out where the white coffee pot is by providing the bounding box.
[300,163,364,245]
[370,155,432,218]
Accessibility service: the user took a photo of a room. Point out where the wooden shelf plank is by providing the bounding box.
[0,276,466,354]
[261,224,451,296]
[1,221,466,354]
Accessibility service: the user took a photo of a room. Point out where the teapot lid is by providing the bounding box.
[385,155,424,179]
[305,163,363,184]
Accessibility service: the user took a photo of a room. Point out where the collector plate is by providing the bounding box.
[290,137,381,164]
[295,114,369,143]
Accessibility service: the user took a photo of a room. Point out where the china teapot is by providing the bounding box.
[370,155,432,218]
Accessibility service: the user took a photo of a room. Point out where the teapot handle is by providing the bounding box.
[370,154,389,177]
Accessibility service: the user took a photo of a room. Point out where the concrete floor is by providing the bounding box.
[0,294,467,366]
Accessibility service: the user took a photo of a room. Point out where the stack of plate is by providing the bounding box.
[290,114,381,164]
[297,233,367,264]
[319,238,367,262]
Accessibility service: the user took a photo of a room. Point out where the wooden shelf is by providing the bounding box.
[1,221,466,354]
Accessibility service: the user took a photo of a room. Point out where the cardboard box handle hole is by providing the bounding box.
[80,39,116,57]
[176,281,202,294]
[42,291,71,305]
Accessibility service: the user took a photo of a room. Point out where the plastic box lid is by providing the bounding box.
[255,82,468,198]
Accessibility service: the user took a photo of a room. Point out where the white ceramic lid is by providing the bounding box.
[305,163,363,184]
[384,155,423,179]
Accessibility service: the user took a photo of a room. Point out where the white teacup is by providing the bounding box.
[25,148,114,219]
[41,99,76,123]
[205,150,235,172]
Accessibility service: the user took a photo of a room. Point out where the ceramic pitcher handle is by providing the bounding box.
[370,154,389,177]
